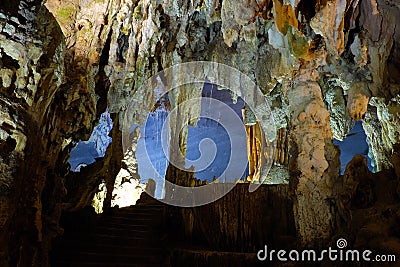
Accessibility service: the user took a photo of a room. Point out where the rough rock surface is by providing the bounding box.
[1,0,400,266]
[288,81,340,246]
[335,153,400,263]
[0,2,95,266]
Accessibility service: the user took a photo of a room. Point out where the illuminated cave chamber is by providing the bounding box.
[185,82,248,182]
[324,81,375,175]
[113,79,292,207]
[244,84,290,185]
[244,117,289,184]
[4,0,400,266]
[67,110,145,212]
[135,107,170,199]
[334,121,374,175]
[130,79,290,202]
[131,81,249,199]
[68,110,113,172]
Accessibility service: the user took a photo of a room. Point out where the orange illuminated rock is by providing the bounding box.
[272,0,298,35]
[347,82,371,121]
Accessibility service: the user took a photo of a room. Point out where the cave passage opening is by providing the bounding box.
[185,82,248,182]
[68,109,113,172]
[134,81,249,199]
[68,82,283,210]
[333,121,374,175]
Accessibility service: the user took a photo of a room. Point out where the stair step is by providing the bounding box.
[114,211,163,216]
[76,231,156,239]
[57,235,158,244]
[96,223,161,230]
[55,241,163,250]
[54,261,162,267]
[93,226,160,236]
[116,205,164,212]
[52,205,166,267]
[112,212,163,218]
[96,221,161,229]
[100,215,160,222]
[104,211,162,217]
[59,233,154,241]
[55,245,163,256]
[54,251,164,263]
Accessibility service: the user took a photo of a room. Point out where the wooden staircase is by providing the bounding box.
[51,205,166,267]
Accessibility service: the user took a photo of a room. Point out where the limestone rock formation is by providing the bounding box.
[1,0,400,266]
[0,2,95,265]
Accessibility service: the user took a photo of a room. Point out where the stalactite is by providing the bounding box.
[275,128,289,166]
[2,0,400,265]
[245,121,263,182]
[245,121,289,183]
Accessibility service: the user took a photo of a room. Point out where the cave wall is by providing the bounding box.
[335,152,400,259]
[0,1,96,265]
[1,0,400,266]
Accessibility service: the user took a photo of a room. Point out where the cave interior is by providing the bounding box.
[1,0,400,266]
